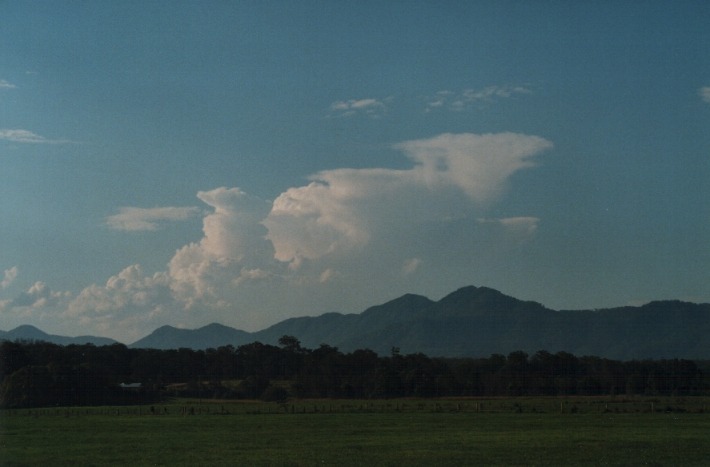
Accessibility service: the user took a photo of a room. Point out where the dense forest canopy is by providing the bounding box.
[0,337,706,408]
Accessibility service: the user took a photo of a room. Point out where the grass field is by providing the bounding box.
[2,397,710,466]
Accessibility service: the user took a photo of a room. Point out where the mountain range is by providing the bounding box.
[3,286,709,360]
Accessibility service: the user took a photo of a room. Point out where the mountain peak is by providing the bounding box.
[435,285,547,317]
[360,293,433,318]
[382,293,433,309]
[7,325,51,340]
[10,324,46,334]
[438,285,505,305]
[199,322,234,331]
[152,324,182,334]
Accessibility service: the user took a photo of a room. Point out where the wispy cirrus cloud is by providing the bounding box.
[329,98,387,118]
[106,206,201,231]
[426,85,531,112]
[699,87,710,104]
[329,87,529,117]
[0,79,17,89]
[0,128,73,144]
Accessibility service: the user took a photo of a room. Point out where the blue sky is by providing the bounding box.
[1,1,708,343]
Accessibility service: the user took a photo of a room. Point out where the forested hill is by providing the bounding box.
[129,286,710,360]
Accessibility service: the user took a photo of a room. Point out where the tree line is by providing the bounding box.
[0,337,706,408]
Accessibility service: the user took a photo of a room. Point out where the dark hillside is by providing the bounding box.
[127,286,710,358]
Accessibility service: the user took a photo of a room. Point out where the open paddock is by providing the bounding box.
[2,397,710,465]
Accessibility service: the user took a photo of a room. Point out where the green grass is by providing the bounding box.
[2,398,710,466]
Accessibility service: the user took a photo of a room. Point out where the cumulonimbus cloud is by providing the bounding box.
[395,132,552,202]
[106,206,201,231]
[265,132,551,266]
[167,187,275,307]
[29,131,553,340]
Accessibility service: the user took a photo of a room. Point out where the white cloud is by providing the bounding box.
[10,281,70,309]
[106,206,200,231]
[68,265,172,317]
[0,128,72,144]
[427,85,531,112]
[318,268,339,283]
[0,80,17,89]
[402,258,422,275]
[330,98,387,117]
[0,281,73,334]
[265,179,370,263]
[1,266,18,289]
[700,87,710,103]
[194,187,271,261]
[426,90,452,109]
[65,265,177,341]
[168,187,275,307]
[477,216,540,238]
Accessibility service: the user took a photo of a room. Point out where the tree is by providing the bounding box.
[0,341,30,384]
[261,384,289,402]
[0,365,52,408]
[278,335,304,353]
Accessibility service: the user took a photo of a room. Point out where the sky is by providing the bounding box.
[1,1,709,343]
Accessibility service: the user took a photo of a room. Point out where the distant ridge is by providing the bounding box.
[5,286,710,359]
[0,325,117,346]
